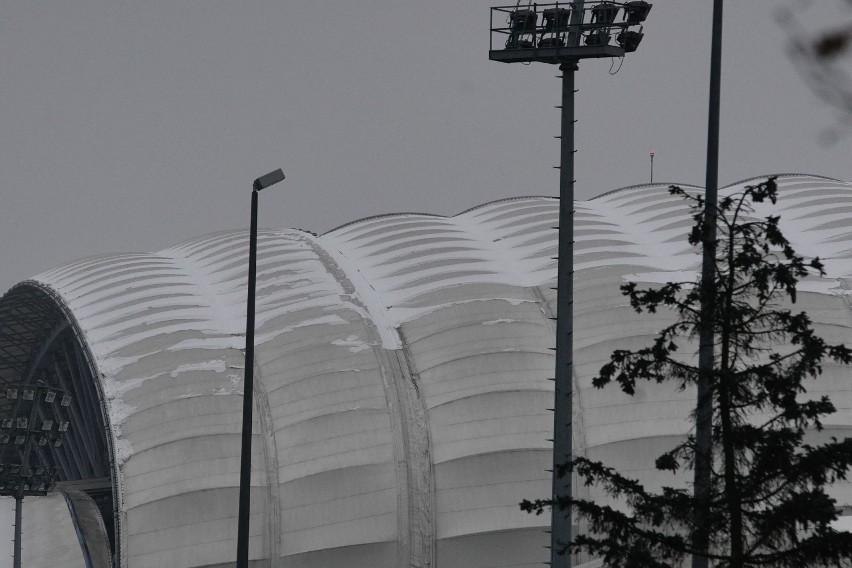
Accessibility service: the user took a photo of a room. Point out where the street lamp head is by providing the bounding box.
[253,169,285,192]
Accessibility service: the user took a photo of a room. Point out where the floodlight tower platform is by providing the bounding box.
[489,2,649,64]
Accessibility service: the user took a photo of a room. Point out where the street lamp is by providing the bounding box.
[489,4,652,568]
[236,168,285,568]
[0,382,71,568]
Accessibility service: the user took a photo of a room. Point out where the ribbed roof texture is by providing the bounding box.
[6,173,852,568]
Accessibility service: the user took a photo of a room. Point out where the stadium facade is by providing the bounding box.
[2,174,852,567]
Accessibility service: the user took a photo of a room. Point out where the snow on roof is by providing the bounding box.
[3,173,852,567]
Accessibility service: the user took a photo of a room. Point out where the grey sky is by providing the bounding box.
[0,0,849,297]
[1,0,851,558]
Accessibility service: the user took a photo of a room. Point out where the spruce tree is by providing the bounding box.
[523,177,852,567]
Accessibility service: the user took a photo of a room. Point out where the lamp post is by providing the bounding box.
[0,383,70,568]
[236,168,285,568]
[489,4,652,567]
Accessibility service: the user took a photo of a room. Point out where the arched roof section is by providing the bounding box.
[1,173,852,567]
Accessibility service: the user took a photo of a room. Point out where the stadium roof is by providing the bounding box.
[2,173,852,567]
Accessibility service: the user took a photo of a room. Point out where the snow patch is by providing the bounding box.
[166,314,350,352]
[255,314,350,345]
[832,516,852,532]
[312,235,404,349]
[332,335,373,353]
[390,297,535,323]
[167,335,244,353]
[214,374,244,396]
[112,438,134,469]
[97,354,146,377]
[99,374,143,467]
[170,359,227,378]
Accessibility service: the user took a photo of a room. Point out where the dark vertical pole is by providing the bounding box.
[236,189,259,568]
[13,490,22,568]
[552,59,577,568]
[551,3,583,565]
[693,1,724,567]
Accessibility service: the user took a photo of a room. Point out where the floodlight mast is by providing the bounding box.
[489,3,651,567]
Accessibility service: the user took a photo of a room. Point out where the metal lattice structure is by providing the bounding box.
[0,282,118,564]
[489,1,651,64]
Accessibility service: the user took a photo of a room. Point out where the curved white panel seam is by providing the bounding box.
[309,233,404,349]
[289,229,435,566]
[158,246,245,339]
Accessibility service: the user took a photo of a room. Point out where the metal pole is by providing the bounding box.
[650,152,655,183]
[236,189,259,568]
[13,386,40,568]
[551,3,583,564]
[552,58,577,568]
[693,1,724,567]
[13,490,22,568]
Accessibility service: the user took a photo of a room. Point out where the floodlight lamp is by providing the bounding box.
[1,419,11,429]
[16,417,27,429]
[543,7,570,31]
[506,36,534,49]
[61,394,72,407]
[586,29,610,46]
[36,436,47,447]
[53,439,63,448]
[624,1,652,23]
[509,9,537,32]
[58,421,69,432]
[591,2,619,25]
[0,435,8,444]
[41,420,53,431]
[13,435,25,445]
[9,465,20,475]
[617,30,644,52]
[44,391,56,403]
[6,388,17,400]
[22,389,34,401]
[252,168,285,192]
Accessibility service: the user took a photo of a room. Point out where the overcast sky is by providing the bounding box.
[1,0,851,558]
[1,1,850,295]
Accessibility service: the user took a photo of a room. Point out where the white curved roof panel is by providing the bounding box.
[2,173,852,567]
